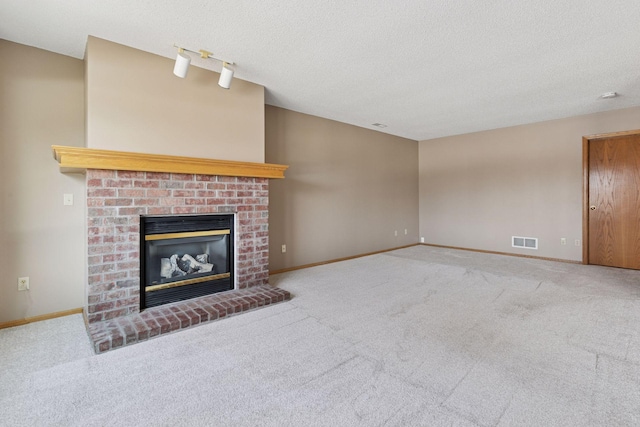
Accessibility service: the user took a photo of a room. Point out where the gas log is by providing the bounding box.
[160,253,214,279]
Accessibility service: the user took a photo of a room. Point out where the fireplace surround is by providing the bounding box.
[52,146,290,352]
[85,169,270,323]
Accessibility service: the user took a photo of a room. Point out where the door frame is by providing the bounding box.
[582,129,640,265]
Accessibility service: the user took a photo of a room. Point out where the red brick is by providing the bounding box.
[88,188,117,198]
[120,321,138,344]
[184,182,206,189]
[134,180,160,188]
[92,284,120,297]
[145,319,161,338]
[173,190,195,197]
[103,253,127,262]
[213,303,228,317]
[182,308,201,325]
[90,301,115,313]
[146,172,171,180]
[161,181,184,189]
[173,206,198,214]
[164,313,182,331]
[206,183,226,190]
[192,307,209,322]
[89,263,115,275]
[116,243,138,252]
[173,310,191,328]
[118,207,147,216]
[88,244,116,255]
[88,207,118,217]
[133,321,150,341]
[196,207,218,214]
[155,316,171,334]
[88,217,103,226]
[117,189,145,198]
[114,224,139,234]
[147,207,173,215]
[134,198,159,206]
[103,235,127,244]
[104,309,129,321]
[196,190,217,198]
[104,272,128,282]
[201,305,219,320]
[117,171,145,179]
[88,170,116,179]
[171,173,194,181]
[146,189,172,197]
[97,339,111,353]
[195,174,217,182]
[159,197,184,206]
[105,179,133,188]
[217,176,237,183]
[184,198,205,205]
[117,261,139,270]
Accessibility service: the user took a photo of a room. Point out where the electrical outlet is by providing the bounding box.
[404,229,408,235]
[394,230,398,237]
[63,193,73,206]
[18,277,29,291]
[560,238,567,245]
[575,239,581,246]
[420,237,425,243]
[281,244,286,253]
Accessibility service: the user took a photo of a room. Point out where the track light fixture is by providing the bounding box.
[172,44,235,89]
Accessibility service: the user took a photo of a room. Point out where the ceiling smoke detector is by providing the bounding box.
[600,92,618,99]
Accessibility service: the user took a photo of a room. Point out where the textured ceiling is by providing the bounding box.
[1,0,639,141]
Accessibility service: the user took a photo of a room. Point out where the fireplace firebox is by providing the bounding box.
[140,214,234,309]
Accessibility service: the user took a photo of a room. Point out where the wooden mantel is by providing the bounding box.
[52,146,288,179]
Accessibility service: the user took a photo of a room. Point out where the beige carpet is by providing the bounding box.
[1,245,639,426]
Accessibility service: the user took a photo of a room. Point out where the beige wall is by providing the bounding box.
[266,106,419,271]
[419,106,640,261]
[85,37,265,162]
[0,40,86,322]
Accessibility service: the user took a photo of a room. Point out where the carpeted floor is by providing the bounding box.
[1,245,639,426]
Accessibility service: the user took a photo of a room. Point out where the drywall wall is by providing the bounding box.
[266,106,419,271]
[0,40,86,323]
[85,37,265,163]
[419,106,640,261]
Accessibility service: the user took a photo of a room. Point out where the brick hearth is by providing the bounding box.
[88,285,290,353]
[83,169,289,352]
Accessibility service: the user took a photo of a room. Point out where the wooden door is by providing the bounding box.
[588,133,640,269]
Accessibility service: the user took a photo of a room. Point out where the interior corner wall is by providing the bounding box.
[85,37,265,163]
[418,106,640,261]
[265,106,419,271]
[0,40,86,323]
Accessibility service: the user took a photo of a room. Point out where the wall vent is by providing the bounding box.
[512,236,538,250]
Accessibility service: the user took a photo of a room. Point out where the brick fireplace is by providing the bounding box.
[86,170,270,323]
[52,146,290,353]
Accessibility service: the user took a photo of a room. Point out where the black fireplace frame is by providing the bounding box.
[140,214,235,310]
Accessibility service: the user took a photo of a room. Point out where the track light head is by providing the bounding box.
[218,63,234,89]
[173,50,191,78]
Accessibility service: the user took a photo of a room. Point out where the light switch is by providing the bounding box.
[63,193,73,206]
